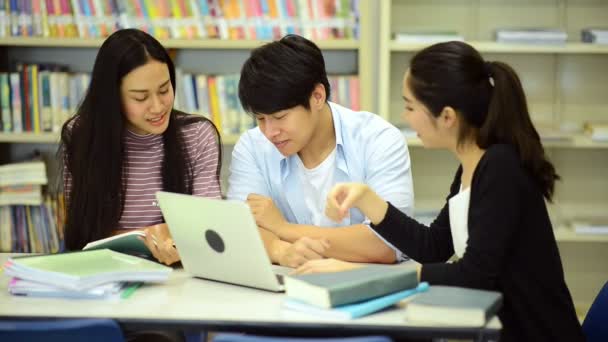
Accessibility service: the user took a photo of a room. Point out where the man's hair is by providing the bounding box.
[239,34,331,115]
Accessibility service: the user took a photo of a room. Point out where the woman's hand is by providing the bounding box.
[140,223,180,266]
[293,258,363,275]
[326,183,388,225]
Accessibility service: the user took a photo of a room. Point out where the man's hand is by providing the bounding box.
[247,194,287,233]
[275,237,330,268]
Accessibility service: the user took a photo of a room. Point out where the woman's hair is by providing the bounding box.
[408,41,559,201]
[59,29,222,250]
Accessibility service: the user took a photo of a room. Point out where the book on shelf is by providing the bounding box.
[3,249,172,291]
[284,265,418,309]
[82,230,151,258]
[582,28,608,44]
[495,28,567,44]
[404,285,502,327]
[583,122,608,142]
[283,282,429,320]
[571,220,608,235]
[393,31,464,44]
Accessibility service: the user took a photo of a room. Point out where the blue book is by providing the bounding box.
[283,282,429,320]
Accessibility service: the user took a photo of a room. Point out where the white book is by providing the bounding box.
[9,277,129,299]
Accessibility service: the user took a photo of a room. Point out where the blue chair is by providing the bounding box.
[0,318,125,342]
[583,280,608,342]
[212,334,393,342]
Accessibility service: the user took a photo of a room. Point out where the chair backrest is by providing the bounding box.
[583,280,608,342]
[212,334,393,342]
[0,318,125,342]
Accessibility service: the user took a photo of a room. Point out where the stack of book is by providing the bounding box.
[495,28,567,44]
[4,249,172,299]
[282,265,425,319]
[582,28,608,44]
[0,161,47,206]
[0,160,64,254]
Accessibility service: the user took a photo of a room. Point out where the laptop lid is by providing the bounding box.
[156,191,284,292]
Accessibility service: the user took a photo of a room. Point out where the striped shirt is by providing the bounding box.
[64,118,221,229]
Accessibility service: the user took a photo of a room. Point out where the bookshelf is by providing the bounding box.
[0,0,374,143]
[378,0,608,318]
[0,1,374,253]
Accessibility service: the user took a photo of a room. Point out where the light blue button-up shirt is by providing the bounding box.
[227,102,414,258]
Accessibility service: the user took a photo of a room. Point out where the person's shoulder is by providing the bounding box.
[484,144,520,166]
[176,113,217,138]
[332,102,401,143]
[477,144,525,181]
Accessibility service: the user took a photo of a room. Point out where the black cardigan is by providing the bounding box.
[371,144,584,341]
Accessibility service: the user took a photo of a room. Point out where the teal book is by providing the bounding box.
[284,265,418,308]
[82,230,151,258]
[405,286,503,327]
[284,282,429,319]
[3,249,172,291]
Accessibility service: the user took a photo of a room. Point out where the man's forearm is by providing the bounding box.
[274,223,396,263]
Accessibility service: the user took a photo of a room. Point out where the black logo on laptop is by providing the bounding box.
[205,229,225,253]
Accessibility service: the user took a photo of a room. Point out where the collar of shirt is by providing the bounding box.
[279,102,352,224]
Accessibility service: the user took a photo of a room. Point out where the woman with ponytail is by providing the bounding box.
[295,41,583,341]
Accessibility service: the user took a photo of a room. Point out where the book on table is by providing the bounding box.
[404,285,503,327]
[8,277,139,300]
[284,265,418,308]
[283,282,429,319]
[82,230,151,258]
[3,249,172,291]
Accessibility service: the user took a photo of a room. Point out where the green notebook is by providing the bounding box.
[4,249,172,291]
[405,286,503,327]
[284,265,418,308]
[83,230,151,258]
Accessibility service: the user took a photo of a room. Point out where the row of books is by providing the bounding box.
[174,71,360,136]
[0,62,360,137]
[0,0,361,40]
[393,28,608,45]
[0,64,88,134]
[0,198,64,253]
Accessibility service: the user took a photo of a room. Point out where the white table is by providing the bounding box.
[0,254,501,341]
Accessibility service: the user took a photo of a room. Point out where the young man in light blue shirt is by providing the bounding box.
[228,35,414,268]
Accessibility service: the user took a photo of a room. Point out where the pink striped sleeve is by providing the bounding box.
[186,120,222,199]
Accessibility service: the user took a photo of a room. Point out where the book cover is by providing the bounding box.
[82,230,151,257]
[404,285,502,327]
[284,282,429,319]
[285,265,418,308]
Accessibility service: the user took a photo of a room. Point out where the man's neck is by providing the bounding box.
[298,103,336,169]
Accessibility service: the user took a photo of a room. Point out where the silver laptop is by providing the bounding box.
[156,191,286,292]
